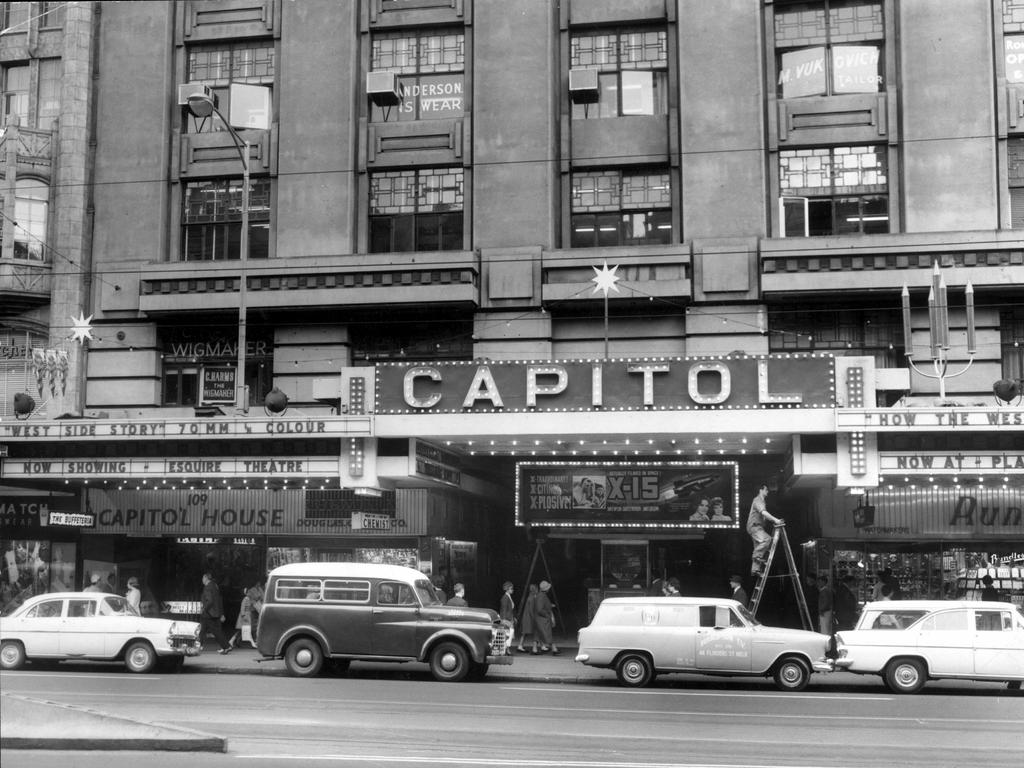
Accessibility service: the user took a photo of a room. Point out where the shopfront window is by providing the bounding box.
[571,28,668,119]
[369,168,464,252]
[370,30,464,122]
[158,326,272,408]
[571,169,672,247]
[774,0,884,99]
[779,145,888,235]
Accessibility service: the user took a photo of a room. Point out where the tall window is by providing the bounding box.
[774,0,884,99]
[779,145,888,235]
[1002,308,1024,381]
[369,168,463,252]
[40,1,64,27]
[181,178,270,261]
[571,28,668,119]
[0,2,29,34]
[186,42,275,133]
[1010,139,1024,228]
[37,59,61,126]
[13,179,48,261]
[370,29,464,122]
[1,64,29,126]
[571,169,672,247]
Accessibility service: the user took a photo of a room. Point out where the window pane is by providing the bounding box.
[831,45,881,93]
[620,71,654,115]
[778,47,827,98]
[416,214,440,251]
[596,213,621,247]
[14,180,48,261]
[571,214,596,248]
[439,212,463,250]
[860,195,889,233]
[806,198,834,236]
[37,59,62,125]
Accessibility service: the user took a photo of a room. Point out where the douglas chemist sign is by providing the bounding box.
[516,461,738,530]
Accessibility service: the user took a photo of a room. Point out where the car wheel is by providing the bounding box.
[325,659,351,676]
[0,640,26,670]
[884,658,927,694]
[615,653,653,688]
[773,656,811,692]
[124,641,157,674]
[429,641,470,682]
[284,637,324,677]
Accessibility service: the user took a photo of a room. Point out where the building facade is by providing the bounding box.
[1,0,1022,627]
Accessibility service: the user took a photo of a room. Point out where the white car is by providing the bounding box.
[575,596,833,691]
[0,592,203,673]
[834,600,1024,694]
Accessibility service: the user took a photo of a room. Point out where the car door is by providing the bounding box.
[59,597,107,657]
[651,602,698,669]
[320,578,372,655]
[16,598,65,656]
[972,608,1024,679]
[914,608,972,676]
[695,604,752,672]
[370,581,420,657]
[96,595,142,656]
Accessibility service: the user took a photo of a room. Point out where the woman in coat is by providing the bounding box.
[532,580,559,655]
[517,583,538,653]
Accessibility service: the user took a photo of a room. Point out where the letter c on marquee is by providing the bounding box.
[403,367,442,409]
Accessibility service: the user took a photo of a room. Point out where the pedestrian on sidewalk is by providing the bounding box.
[446,582,468,606]
[125,576,141,613]
[534,580,559,655]
[729,574,748,608]
[517,583,538,652]
[498,581,515,653]
[817,574,834,635]
[200,572,232,654]
[245,573,265,646]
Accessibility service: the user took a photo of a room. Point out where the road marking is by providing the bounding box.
[0,672,157,681]
[500,684,893,701]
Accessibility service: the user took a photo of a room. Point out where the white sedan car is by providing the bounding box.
[0,592,202,673]
[834,600,1024,694]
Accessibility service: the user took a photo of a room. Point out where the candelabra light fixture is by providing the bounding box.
[901,261,976,402]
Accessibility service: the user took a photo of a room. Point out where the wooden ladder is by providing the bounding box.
[749,526,814,631]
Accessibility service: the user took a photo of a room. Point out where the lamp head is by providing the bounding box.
[186,94,216,119]
[264,387,289,415]
[13,392,35,418]
[993,379,1021,403]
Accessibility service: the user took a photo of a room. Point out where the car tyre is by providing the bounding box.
[0,640,26,670]
[124,641,157,674]
[429,641,470,682]
[884,658,927,694]
[616,653,654,688]
[773,656,811,692]
[284,637,324,677]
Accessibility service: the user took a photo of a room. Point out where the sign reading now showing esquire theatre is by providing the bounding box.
[516,462,738,530]
[376,354,835,413]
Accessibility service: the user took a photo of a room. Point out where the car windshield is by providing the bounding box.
[416,579,441,606]
[735,604,760,626]
[859,608,928,630]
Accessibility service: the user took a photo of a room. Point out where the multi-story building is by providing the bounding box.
[1,0,1022,627]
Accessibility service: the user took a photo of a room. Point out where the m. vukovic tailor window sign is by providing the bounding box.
[516,461,738,529]
[377,354,835,413]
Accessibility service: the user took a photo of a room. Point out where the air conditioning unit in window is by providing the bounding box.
[367,71,403,107]
[569,68,599,104]
[177,83,215,107]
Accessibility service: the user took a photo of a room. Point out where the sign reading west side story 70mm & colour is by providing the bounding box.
[516,461,739,530]
[376,354,835,413]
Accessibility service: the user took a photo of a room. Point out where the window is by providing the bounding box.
[13,179,48,261]
[67,599,96,618]
[186,42,275,133]
[27,599,63,618]
[769,308,902,367]
[571,29,668,119]
[162,365,199,406]
[370,30,464,122]
[181,178,270,261]
[571,169,672,247]
[322,580,371,603]
[1009,139,1024,229]
[1,2,29,34]
[779,145,888,235]
[2,64,29,126]
[774,1,884,99]
[975,611,1012,632]
[1001,308,1024,380]
[37,59,61,125]
[369,167,463,252]
[40,1,64,28]
[159,326,272,408]
[919,610,969,631]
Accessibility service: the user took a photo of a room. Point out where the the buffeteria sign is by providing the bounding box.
[0,416,372,442]
[516,461,738,529]
[377,354,834,414]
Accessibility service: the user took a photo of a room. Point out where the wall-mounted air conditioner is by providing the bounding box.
[367,71,403,107]
[569,68,600,104]
[177,83,215,107]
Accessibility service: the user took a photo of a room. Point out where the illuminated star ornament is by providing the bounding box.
[591,261,621,296]
[69,312,95,344]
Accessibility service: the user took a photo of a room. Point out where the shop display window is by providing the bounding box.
[1,540,76,614]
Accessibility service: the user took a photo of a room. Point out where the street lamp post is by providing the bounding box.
[187,94,250,412]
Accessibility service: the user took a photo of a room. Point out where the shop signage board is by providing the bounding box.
[0,493,80,529]
[410,439,462,487]
[0,416,372,442]
[823,487,1023,539]
[837,407,1024,431]
[201,366,235,404]
[378,354,835,414]
[82,489,425,536]
[879,452,1024,474]
[516,461,738,529]
[1,456,341,480]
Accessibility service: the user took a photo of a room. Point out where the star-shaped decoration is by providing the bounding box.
[591,261,621,296]
[70,312,95,344]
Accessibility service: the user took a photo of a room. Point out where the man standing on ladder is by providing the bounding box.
[747,483,784,576]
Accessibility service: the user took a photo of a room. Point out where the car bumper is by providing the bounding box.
[168,639,203,656]
[487,654,513,665]
[813,659,834,673]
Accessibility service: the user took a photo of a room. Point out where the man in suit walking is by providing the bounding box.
[200,572,232,654]
[729,574,749,608]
